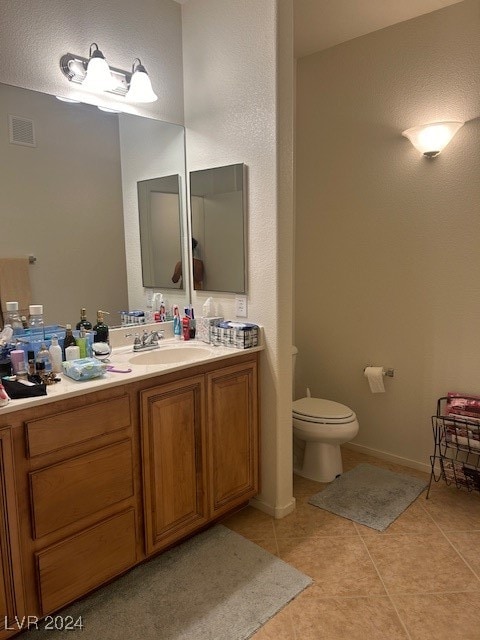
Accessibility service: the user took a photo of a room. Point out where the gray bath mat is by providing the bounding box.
[23,524,311,640]
[308,463,428,531]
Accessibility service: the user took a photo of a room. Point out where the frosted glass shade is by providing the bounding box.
[402,121,464,158]
[126,69,158,103]
[83,56,115,92]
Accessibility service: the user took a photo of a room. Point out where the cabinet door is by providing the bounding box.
[0,429,24,638]
[207,360,259,517]
[141,376,208,554]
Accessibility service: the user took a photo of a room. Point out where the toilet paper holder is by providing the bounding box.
[363,366,395,378]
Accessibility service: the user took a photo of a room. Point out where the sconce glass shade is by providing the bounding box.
[402,121,464,158]
[82,44,115,92]
[126,60,158,103]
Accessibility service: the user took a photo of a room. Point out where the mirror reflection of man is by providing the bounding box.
[172,237,204,290]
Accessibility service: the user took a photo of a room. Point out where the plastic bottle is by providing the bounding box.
[35,343,52,374]
[76,327,88,358]
[49,335,63,373]
[76,308,92,331]
[9,349,26,375]
[173,305,181,339]
[63,324,77,359]
[5,302,23,332]
[182,314,190,341]
[202,297,215,318]
[28,304,44,339]
[93,310,109,343]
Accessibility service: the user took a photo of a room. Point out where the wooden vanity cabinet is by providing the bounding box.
[140,355,259,554]
[141,376,208,554]
[207,360,258,518]
[0,429,25,639]
[0,351,259,635]
[17,390,139,619]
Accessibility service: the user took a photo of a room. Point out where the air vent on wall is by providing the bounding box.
[8,115,36,147]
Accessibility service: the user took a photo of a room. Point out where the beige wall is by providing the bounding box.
[182,0,295,516]
[295,0,480,471]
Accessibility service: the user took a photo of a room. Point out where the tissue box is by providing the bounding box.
[211,321,259,349]
[197,316,224,343]
[62,358,107,381]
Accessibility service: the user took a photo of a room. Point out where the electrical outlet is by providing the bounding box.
[235,295,248,318]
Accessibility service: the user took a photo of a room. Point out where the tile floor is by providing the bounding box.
[221,449,480,640]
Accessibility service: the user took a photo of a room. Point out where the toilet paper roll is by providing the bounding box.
[364,366,385,393]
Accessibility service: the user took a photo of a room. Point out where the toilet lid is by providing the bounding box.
[292,397,355,423]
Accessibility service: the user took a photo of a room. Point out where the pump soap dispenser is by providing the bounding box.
[93,311,110,343]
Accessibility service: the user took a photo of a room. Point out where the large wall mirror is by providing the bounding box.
[190,163,247,293]
[0,82,189,326]
[137,174,183,290]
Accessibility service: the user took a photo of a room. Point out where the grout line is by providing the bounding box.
[358,533,413,640]
[418,495,480,583]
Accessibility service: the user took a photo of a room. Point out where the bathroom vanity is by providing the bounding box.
[0,342,260,637]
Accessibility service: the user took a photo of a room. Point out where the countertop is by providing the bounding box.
[0,339,263,415]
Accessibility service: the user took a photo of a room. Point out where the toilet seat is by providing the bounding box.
[292,397,356,424]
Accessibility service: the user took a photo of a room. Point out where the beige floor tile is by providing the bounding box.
[293,474,326,499]
[355,499,437,537]
[363,532,480,594]
[393,592,480,640]
[221,506,275,539]
[274,501,358,539]
[251,607,295,640]
[286,587,408,639]
[277,536,386,597]
[445,530,480,577]
[423,483,480,531]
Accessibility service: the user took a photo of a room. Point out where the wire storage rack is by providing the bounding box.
[427,396,480,498]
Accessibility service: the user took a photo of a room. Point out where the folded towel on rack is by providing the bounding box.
[0,257,32,324]
[446,392,480,420]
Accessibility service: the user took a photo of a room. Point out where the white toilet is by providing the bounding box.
[292,347,359,483]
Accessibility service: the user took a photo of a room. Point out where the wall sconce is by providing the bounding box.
[402,121,464,158]
[60,44,158,103]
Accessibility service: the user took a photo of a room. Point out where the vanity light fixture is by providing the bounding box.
[402,121,464,158]
[82,43,115,91]
[60,45,158,103]
[125,59,158,103]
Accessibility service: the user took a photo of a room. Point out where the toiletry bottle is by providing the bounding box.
[27,351,35,376]
[63,324,76,359]
[65,345,80,361]
[182,313,190,341]
[35,343,52,375]
[76,308,92,331]
[76,327,88,358]
[21,316,28,329]
[93,310,110,343]
[10,349,26,375]
[49,335,63,373]
[173,305,181,339]
[28,304,44,339]
[5,302,23,332]
[189,306,196,339]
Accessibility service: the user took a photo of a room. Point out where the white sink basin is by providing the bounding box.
[129,346,213,366]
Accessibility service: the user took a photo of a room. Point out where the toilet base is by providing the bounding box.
[295,441,343,483]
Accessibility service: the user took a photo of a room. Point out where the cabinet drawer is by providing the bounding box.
[36,509,136,615]
[25,395,131,458]
[30,439,134,539]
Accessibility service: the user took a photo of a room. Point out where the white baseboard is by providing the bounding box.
[343,442,431,475]
[249,496,296,519]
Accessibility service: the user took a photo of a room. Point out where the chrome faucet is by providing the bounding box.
[133,329,164,352]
